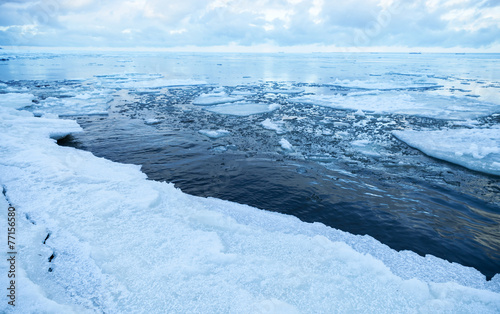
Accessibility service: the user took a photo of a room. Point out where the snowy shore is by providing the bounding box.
[1,105,500,312]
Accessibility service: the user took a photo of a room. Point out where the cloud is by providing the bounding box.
[0,0,498,50]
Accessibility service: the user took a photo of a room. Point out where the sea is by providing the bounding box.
[1,49,499,279]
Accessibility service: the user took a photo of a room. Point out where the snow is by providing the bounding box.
[393,127,500,176]
[204,101,279,116]
[199,129,231,138]
[1,106,500,312]
[292,92,500,120]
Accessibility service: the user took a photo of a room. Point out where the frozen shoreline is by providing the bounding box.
[1,50,500,312]
[1,107,499,312]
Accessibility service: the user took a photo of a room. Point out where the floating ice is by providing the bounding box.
[193,92,244,106]
[393,127,500,176]
[144,118,161,125]
[261,118,286,134]
[264,88,304,94]
[0,93,35,109]
[31,92,112,116]
[204,101,279,116]
[355,109,366,117]
[328,78,440,91]
[292,92,500,120]
[118,78,207,89]
[1,106,500,313]
[230,90,257,96]
[199,129,231,138]
[350,139,383,158]
[280,138,293,151]
[0,107,82,140]
[352,139,371,147]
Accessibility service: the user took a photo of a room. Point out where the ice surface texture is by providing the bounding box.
[1,105,500,312]
[292,92,499,120]
[393,127,500,176]
[0,93,35,109]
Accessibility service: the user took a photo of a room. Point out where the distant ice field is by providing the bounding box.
[1,50,500,312]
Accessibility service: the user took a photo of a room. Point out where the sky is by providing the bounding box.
[0,0,499,52]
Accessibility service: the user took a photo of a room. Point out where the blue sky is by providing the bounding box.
[0,0,499,52]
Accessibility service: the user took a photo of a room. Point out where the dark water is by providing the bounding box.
[57,84,500,280]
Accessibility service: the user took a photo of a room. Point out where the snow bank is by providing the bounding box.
[393,127,500,176]
[1,107,500,313]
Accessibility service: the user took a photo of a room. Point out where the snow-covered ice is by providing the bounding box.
[33,91,112,116]
[393,127,500,176]
[1,106,500,312]
[0,93,35,109]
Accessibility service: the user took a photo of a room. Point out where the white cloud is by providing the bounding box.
[0,0,498,50]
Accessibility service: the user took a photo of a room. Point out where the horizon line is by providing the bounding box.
[1,45,499,54]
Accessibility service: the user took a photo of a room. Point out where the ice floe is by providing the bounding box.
[261,118,286,134]
[292,92,500,120]
[32,91,112,116]
[144,118,162,125]
[393,127,500,176]
[118,78,207,89]
[328,78,440,91]
[193,91,244,106]
[0,93,35,109]
[199,129,231,138]
[264,87,304,94]
[279,138,293,151]
[204,101,279,116]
